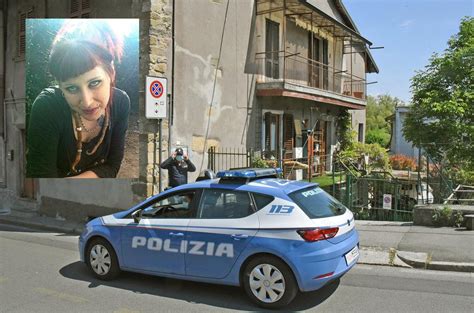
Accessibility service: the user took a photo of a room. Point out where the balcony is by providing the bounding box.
[255,51,367,108]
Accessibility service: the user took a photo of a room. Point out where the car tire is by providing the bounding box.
[86,237,121,280]
[243,256,298,309]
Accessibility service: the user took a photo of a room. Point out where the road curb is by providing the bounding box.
[2,213,473,273]
[0,214,84,235]
[397,250,474,273]
[358,247,411,268]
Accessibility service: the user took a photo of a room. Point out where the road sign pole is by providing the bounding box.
[158,118,162,193]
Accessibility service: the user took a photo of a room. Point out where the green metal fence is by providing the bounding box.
[330,174,414,222]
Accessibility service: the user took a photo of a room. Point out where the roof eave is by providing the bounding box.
[298,0,372,46]
[334,0,379,73]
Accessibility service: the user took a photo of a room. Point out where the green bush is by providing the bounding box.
[449,168,474,185]
[366,128,390,147]
[251,156,269,168]
[339,142,391,173]
[432,206,464,227]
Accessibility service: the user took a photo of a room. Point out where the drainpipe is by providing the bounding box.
[0,1,6,188]
[169,0,175,155]
[0,3,5,139]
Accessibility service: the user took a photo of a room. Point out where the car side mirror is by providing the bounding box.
[132,210,142,223]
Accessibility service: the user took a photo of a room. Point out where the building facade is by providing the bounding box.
[172,0,378,178]
[389,106,420,159]
[0,0,377,222]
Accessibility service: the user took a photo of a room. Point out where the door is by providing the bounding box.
[322,39,329,90]
[309,36,329,90]
[313,121,327,175]
[120,190,197,274]
[21,130,36,198]
[283,114,294,177]
[185,189,259,279]
[308,34,320,88]
[264,112,281,160]
[265,19,280,79]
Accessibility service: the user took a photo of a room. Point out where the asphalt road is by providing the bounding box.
[1,223,473,313]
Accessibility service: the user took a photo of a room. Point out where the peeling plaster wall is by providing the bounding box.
[174,0,255,178]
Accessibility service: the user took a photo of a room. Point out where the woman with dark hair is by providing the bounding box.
[26,22,130,178]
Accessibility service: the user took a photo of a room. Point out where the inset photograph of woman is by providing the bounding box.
[25,19,138,178]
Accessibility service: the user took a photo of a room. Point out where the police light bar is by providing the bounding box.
[216,168,282,179]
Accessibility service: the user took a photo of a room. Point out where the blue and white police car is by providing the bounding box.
[79,168,359,308]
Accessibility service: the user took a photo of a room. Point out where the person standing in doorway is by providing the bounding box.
[160,148,196,188]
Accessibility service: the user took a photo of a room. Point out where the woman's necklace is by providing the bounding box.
[77,114,105,133]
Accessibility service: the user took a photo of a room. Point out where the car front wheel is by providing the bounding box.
[86,238,120,280]
[243,256,298,309]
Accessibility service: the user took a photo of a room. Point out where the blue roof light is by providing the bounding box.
[216,168,282,179]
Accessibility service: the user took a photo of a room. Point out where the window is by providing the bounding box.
[265,19,279,79]
[289,187,346,218]
[17,8,34,59]
[198,189,254,219]
[252,193,274,211]
[358,123,364,142]
[70,0,91,18]
[140,190,196,219]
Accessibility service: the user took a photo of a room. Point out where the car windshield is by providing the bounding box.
[289,186,347,219]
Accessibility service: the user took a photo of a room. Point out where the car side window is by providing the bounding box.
[141,191,196,219]
[198,189,254,219]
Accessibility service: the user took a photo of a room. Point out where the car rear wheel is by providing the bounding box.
[243,256,298,309]
[86,238,120,280]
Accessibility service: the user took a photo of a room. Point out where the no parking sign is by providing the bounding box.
[146,76,167,119]
[383,194,392,210]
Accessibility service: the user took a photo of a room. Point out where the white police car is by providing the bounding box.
[79,168,359,308]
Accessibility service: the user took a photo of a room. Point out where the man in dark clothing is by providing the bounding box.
[160,148,196,188]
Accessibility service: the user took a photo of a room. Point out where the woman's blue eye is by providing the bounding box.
[66,86,78,93]
[89,80,102,88]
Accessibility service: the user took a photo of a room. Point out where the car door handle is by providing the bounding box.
[231,234,249,240]
[169,232,184,237]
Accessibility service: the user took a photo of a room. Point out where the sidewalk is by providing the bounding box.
[1,211,473,273]
[356,220,474,272]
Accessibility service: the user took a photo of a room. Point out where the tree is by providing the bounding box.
[403,17,474,172]
[365,94,403,146]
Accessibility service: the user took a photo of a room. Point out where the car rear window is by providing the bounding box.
[289,187,346,218]
[251,193,274,211]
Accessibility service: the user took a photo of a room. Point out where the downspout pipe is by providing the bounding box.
[1,0,6,140]
[169,0,175,155]
[0,0,7,188]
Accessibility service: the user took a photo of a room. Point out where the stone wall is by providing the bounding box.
[137,0,173,197]
[413,204,474,227]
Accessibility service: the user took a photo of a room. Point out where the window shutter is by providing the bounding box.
[17,8,33,58]
[18,13,26,56]
[70,0,91,18]
[82,0,90,10]
[70,0,79,15]
[264,112,271,152]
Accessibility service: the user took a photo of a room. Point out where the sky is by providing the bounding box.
[343,0,473,103]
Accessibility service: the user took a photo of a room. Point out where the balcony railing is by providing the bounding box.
[255,51,366,100]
